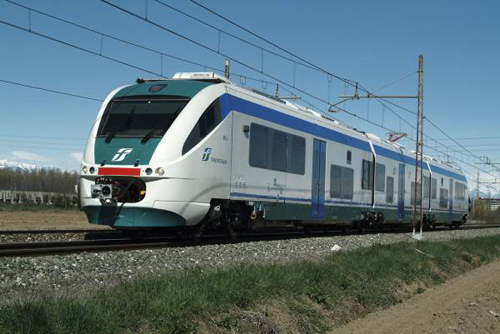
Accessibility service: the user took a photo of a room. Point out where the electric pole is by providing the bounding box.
[413,55,424,239]
[334,55,425,240]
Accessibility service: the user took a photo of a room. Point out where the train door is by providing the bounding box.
[311,139,326,219]
[398,164,405,219]
[449,179,454,221]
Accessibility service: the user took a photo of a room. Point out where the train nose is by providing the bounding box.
[83,205,186,227]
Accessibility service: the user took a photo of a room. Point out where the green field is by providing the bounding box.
[2,235,500,334]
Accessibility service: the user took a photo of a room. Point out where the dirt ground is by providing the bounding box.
[0,210,109,230]
[334,260,500,334]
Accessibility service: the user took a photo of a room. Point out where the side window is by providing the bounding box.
[386,176,394,203]
[289,135,305,175]
[423,176,430,199]
[249,124,268,168]
[182,100,221,154]
[342,167,354,199]
[375,163,385,192]
[330,164,353,199]
[431,178,437,199]
[455,183,466,200]
[361,160,373,190]
[411,182,415,205]
[271,130,287,172]
[440,188,448,208]
[347,150,352,165]
[411,182,422,205]
[330,165,342,198]
[249,123,305,175]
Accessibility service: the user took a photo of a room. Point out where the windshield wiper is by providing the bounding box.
[105,131,116,144]
[105,105,136,144]
[141,129,157,144]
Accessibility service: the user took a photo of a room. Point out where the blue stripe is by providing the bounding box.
[230,192,311,202]
[221,93,467,183]
[231,193,467,213]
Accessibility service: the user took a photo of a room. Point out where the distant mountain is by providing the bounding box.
[0,159,62,172]
[466,172,500,199]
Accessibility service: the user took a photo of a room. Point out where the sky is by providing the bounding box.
[0,0,499,177]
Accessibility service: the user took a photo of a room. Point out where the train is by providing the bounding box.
[78,72,468,236]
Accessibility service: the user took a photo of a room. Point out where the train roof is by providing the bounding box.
[116,72,464,178]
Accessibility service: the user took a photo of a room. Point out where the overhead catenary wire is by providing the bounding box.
[425,117,484,161]
[0,79,103,102]
[3,0,470,162]
[134,0,499,167]
[100,0,421,128]
[372,71,417,93]
[1,1,283,97]
[4,0,498,177]
[152,0,320,73]
[186,0,493,169]
[107,0,474,166]
[186,0,357,87]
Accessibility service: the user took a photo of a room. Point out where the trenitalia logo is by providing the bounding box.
[111,148,133,162]
[201,147,212,161]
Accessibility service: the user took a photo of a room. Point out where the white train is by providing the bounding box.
[79,72,468,234]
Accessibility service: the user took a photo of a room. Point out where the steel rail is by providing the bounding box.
[0,229,114,235]
[1,223,500,258]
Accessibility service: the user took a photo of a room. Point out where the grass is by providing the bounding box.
[2,235,500,334]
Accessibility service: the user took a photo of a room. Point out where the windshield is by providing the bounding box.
[98,98,189,138]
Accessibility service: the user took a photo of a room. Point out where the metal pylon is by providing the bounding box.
[413,55,424,240]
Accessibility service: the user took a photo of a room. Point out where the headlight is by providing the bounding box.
[155,167,165,176]
[82,166,88,174]
[145,168,153,175]
[89,167,95,174]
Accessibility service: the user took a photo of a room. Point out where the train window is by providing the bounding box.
[361,160,373,190]
[182,99,222,154]
[423,176,430,199]
[375,163,385,192]
[410,182,422,205]
[455,183,466,200]
[431,178,437,199]
[249,123,305,175]
[100,98,190,139]
[386,176,394,203]
[330,165,353,199]
[249,123,269,168]
[343,168,354,199]
[330,165,342,198]
[272,130,287,172]
[440,188,448,208]
[347,150,352,165]
[289,135,305,175]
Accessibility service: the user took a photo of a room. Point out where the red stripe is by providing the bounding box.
[98,167,140,176]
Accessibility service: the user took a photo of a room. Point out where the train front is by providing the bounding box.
[78,74,230,230]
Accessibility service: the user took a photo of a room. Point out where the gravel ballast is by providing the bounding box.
[2,227,500,305]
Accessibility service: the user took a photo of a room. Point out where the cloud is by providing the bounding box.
[71,152,83,163]
[12,151,50,162]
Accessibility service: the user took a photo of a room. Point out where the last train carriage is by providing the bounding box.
[78,72,468,233]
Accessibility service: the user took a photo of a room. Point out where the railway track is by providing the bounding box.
[1,223,500,258]
[0,228,114,235]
